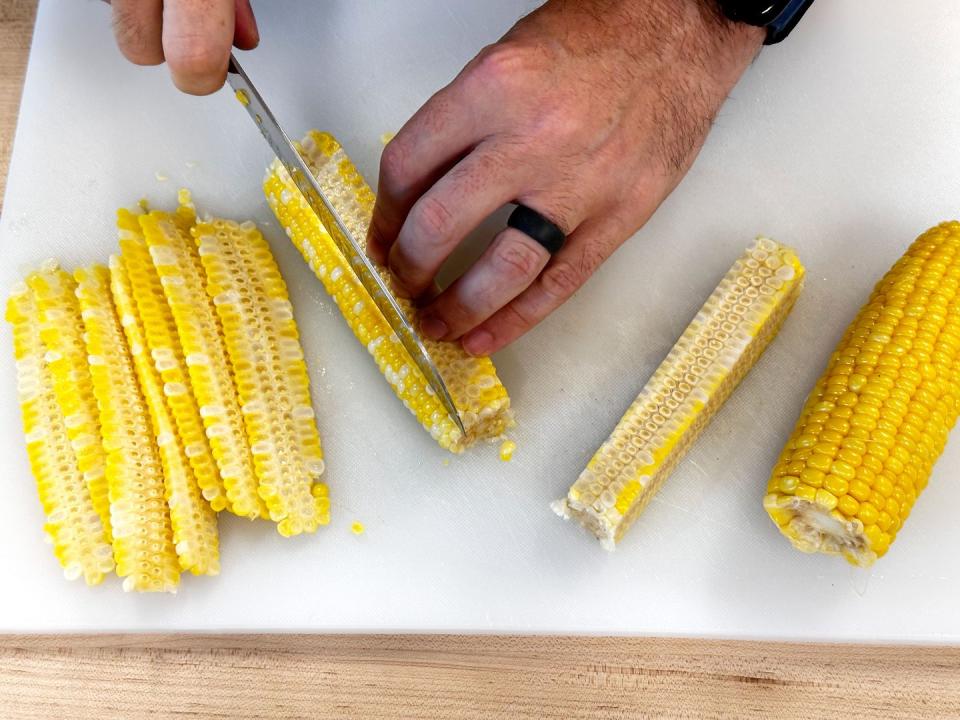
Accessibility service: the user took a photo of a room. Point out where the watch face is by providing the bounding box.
[719,0,791,26]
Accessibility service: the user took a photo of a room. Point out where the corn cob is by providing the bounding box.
[194,216,329,536]
[766,222,960,566]
[264,130,513,453]
[140,207,266,519]
[110,252,220,575]
[117,208,227,514]
[25,262,111,541]
[554,239,805,549]
[74,265,180,592]
[6,282,114,585]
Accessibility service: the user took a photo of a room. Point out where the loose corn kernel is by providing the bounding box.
[6,281,114,585]
[110,253,220,575]
[140,206,265,519]
[74,265,180,592]
[263,130,513,452]
[554,238,805,548]
[194,216,329,536]
[25,262,111,541]
[765,222,960,566]
[117,208,227,513]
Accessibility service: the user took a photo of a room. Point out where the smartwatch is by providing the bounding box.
[717,0,815,45]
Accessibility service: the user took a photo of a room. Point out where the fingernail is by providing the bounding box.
[463,330,493,357]
[420,315,448,340]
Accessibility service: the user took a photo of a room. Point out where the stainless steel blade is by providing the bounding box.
[226,54,465,436]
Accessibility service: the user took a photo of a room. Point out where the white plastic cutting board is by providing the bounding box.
[1,0,959,640]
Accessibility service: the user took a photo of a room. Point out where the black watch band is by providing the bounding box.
[718,0,815,45]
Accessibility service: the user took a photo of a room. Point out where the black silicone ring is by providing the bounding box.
[507,205,566,255]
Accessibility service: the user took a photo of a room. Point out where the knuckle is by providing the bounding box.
[379,140,407,188]
[436,295,473,329]
[492,238,543,281]
[501,302,535,333]
[410,195,455,247]
[469,41,538,90]
[112,12,162,65]
[540,260,582,301]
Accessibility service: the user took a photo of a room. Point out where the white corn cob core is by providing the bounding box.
[554,238,805,549]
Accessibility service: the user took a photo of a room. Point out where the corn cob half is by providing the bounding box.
[25,262,111,542]
[195,216,329,536]
[766,222,960,566]
[74,265,180,592]
[554,239,805,549]
[140,208,265,519]
[264,130,513,453]
[110,252,220,575]
[6,281,114,585]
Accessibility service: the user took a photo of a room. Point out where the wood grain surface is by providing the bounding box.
[0,0,36,211]
[1,635,959,720]
[1,2,958,719]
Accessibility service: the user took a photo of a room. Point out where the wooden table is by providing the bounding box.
[1,2,958,718]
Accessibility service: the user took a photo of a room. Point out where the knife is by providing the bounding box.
[226,54,465,436]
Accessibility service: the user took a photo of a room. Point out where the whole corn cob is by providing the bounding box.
[75,264,180,592]
[766,222,960,566]
[264,130,513,453]
[25,263,111,541]
[110,252,220,575]
[141,207,265,519]
[117,208,227,513]
[195,216,329,536]
[6,281,114,585]
[555,239,805,549]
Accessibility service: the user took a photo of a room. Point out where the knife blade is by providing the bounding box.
[226,54,465,437]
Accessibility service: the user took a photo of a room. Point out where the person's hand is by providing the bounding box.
[109,0,259,94]
[369,0,764,356]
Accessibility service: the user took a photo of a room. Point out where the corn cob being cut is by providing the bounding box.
[264,130,513,453]
[195,216,329,536]
[766,222,960,566]
[110,252,220,575]
[141,208,266,519]
[554,239,805,549]
[6,282,114,585]
[25,263,111,542]
[74,265,180,592]
[117,208,226,514]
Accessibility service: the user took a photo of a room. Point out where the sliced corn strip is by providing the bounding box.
[25,262,111,541]
[74,265,179,592]
[117,209,227,513]
[110,252,220,575]
[195,216,329,536]
[766,222,960,566]
[140,208,265,519]
[555,239,805,549]
[6,282,114,585]
[264,130,513,452]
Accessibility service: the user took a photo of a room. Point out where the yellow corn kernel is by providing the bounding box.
[25,262,111,541]
[264,130,513,452]
[117,209,227,513]
[74,265,179,592]
[140,208,265,519]
[766,222,960,566]
[194,216,329,536]
[110,254,220,575]
[554,239,805,548]
[6,282,114,585]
